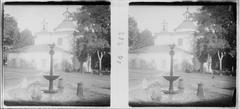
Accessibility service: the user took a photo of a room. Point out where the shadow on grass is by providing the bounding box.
[4,97,110,106]
[129,97,235,107]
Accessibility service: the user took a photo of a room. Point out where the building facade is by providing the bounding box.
[129,8,197,73]
[6,8,85,72]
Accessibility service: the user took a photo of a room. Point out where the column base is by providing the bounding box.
[163,90,180,94]
[43,89,58,94]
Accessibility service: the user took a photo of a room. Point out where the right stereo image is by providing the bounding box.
[128,2,236,107]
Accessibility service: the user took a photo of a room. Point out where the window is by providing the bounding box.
[178,38,183,46]
[57,38,63,45]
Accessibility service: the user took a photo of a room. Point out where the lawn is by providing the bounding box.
[129,69,236,107]
[3,67,110,106]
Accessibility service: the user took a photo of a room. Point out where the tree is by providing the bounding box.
[92,38,109,71]
[136,29,154,48]
[3,14,21,65]
[193,5,236,72]
[4,14,34,49]
[17,29,34,48]
[209,38,230,71]
[3,14,20,49]
[129,17,154,49]
[129,16,140,49]
[193,35,208,72]
[73,5,110,73]
[73,37,88,73]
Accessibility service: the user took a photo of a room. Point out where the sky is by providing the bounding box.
[4,5,201,36]
[4,5,80,35]
[129,6,201,33]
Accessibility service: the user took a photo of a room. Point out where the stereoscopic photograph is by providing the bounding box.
[3,2,110,106]
[129,3,236,106]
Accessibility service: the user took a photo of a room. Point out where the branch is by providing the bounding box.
[217,50,220,60]
[97,50,100,59]
[100,52,103,59]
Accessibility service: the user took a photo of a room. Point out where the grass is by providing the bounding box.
[129,68,236,107]
[4,67,110,106]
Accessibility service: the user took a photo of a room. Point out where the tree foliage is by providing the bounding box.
[4,14,35,49]
[73,5,110,43]
[129,16,139,48]
[3,14,20,48]
[18,29,34,48]
[73,5,110,72]
[129,16,154,49]
[193,5,236,71]
[137,29,154,48]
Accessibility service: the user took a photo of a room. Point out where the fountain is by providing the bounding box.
[43,43,60,93]
[163,44,180,94]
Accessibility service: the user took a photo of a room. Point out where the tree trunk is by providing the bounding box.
[200,62,204,73]
[87,54,92,72]
[218,50,224,71]
[79,62,83,74]
[99,60,102,71]
[207,54,213,73]
[97,51,103,71]
[220,59,222,71]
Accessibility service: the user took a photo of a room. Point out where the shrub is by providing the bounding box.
[62,60,73,72]
[182,60,193,73]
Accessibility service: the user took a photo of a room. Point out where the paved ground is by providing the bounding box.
[3,67,110,106]
[129,69,236,106]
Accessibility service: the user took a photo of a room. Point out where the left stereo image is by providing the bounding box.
[3,2,111,106]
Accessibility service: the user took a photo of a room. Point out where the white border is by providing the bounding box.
[1,0,239,108]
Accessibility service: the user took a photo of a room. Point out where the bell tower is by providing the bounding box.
[41,19,48,31]
[183,7,191,21]
[63,8,71,21]
[161,20,168,32]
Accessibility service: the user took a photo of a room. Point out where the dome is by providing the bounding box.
[175,20,196,32]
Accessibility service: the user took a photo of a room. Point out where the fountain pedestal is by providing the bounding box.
[43,75,59,93]
[43,44,60,93]
[163,44,180,94]
[163,76,179,94]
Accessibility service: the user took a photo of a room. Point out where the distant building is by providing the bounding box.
[6,8,88,72]
[129,7,198,72]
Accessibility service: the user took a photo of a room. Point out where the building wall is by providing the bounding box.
[35,31,74,52]
[7,51,72,72]
[35,33,54,45]
[52,31,74,51]
[154,34,174,45]
[154,31,194,53]
[129,51,193,73]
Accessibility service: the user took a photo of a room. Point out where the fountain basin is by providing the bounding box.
[43,75,60,81]
[163,76,180,81]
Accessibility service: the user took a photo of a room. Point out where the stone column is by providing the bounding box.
[77,82,83,97]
